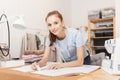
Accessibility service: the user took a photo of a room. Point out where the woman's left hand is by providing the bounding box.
[46,63,63,70]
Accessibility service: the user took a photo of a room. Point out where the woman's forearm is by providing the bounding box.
[38,46,51,67]
[61,60,83,68]
[38,57,48,67]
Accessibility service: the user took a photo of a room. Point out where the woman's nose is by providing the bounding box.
[49,26,55,31]
[51,25,56,29]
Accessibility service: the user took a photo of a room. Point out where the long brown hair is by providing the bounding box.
[45,10,63,46]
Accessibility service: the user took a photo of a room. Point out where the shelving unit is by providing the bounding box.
[88,17,116,55]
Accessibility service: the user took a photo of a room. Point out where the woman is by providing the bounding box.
[32,10,90,70]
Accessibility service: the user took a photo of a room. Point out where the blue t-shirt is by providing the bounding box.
[45,28,88,62]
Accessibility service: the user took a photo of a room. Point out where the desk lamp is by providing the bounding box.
[13,15,26,30]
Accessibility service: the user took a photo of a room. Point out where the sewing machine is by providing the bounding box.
[102,38,120,75]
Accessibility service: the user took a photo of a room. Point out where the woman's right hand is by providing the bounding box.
[31,62,40,70]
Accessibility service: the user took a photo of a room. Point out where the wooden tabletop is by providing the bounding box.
[0,67,120,80]
[79,69,120,80]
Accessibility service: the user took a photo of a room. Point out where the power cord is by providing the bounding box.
[0,45,9,56]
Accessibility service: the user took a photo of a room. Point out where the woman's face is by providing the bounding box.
[46,15,64,36]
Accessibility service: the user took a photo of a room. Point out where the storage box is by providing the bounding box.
[95,48,106,54]
[88,10,100,20]
[93,38,110,46]
[95,32,104,37]
[102,7,115,19]
[95,31,113,37]
[104,31,113,36]
[95,48,110,57]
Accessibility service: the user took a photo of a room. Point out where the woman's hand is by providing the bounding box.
[31,62,40,70]
[46,63,63,70]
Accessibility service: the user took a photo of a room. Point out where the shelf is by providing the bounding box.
[91,27,113,31]
[90,17,113,23]
[91,36,113,39]
[88,17,115,54]
[92,46,105,48]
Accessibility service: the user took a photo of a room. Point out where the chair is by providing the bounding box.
[90,52,106,66]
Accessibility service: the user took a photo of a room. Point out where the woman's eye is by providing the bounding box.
[48,24,51,26]
[54,22,58,24]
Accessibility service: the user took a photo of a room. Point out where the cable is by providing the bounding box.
[0,45,9,56]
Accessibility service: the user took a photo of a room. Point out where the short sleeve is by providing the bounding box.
[75,31,84,47]
[45,37,50,47]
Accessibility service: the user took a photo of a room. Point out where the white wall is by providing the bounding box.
[0,0,71,58]
[115,0,120,38]
[71,0,115,28]
[0,0,116,58]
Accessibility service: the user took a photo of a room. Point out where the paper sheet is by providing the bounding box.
[11,62,57,72]
[12,62,100,76]
[12,65,33,72]
[32,65,100,76]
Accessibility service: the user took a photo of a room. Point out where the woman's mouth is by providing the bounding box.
[52,29,57,33]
